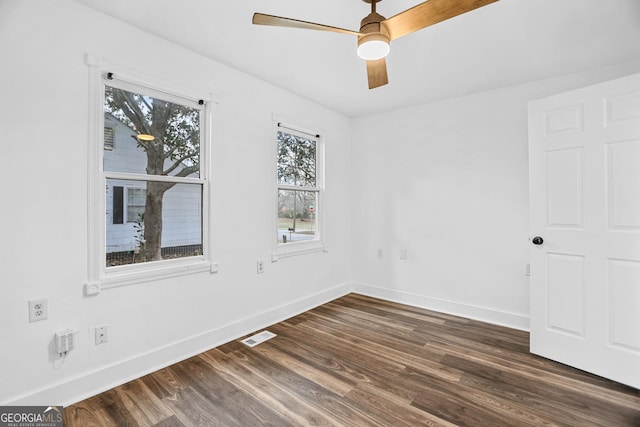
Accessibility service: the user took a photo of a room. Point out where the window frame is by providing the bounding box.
[85,57,216,294]
[272,121,327,261]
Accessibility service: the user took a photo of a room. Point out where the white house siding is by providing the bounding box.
[160,183,202,249]
[103,114,202,254]
[103,115,147,175]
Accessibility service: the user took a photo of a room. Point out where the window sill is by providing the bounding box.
[87,257,217,294]
[272,240,328,261]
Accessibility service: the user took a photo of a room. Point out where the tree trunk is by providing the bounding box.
[144,182,167,261]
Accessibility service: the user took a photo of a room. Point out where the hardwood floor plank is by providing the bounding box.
[454,361,632,427]
[411,385,532,427]
[152,415,186,427]
[403,365,571,427]
[140,366,186,401]
[343,294,467,325]
[251,341,355,397]
[64,405,123,427]
[322,300,419,331]
[112,379,174,425]
[162,386,237,427]
[312,303,429,347]
[296,314,462,383]
[226,346,381,426]
[169,355,289,426]
[262,333,362,389]
[199,348,335,426]
[99,399,146,427]
[265,329,419,404]
[215,340,244,355]
[428,337,640,410]
[64,294,640,427]
[346,384,458,427]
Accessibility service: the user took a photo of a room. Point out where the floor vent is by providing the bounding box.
[241,330,277,347]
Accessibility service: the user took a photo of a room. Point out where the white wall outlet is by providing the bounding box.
[95,325,108,345]
[29,298,48,322]
[377,249,384,259]
[399,249,408,260]
[257,260,265,274]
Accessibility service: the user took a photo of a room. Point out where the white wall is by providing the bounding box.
[350,62,640,330]
[0,0,352,405]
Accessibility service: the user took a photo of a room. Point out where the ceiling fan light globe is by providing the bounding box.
[357,40,390,60]
[357,33,390,60]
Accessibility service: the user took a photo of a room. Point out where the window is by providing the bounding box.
[89,72,211,285]
[126,187,146,223]
[275,125,324,257]
[103,126,114,150]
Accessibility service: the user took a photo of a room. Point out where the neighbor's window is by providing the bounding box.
[103,126,114,150]
[126,187,146,223]
[277,128,320,245]
[103,82,204,268]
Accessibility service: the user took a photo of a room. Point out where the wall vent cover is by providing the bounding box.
[241,330,277,347]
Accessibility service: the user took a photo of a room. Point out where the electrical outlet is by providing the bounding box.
[377,249,384,259]
[95,325,108,345]
[399,249,407,260]
[257,260,265,274]
[29,298,48,322]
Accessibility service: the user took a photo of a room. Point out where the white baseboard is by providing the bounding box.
[351,281,530,331]
[6,282,351,407]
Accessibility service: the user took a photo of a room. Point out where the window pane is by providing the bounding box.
[126,188,146,223]
[106,179,202,266]
[104,86,200,178]
[277,131,316,187]
[127,187,146,205]
[126,205,145,224]
[277,190,317,244]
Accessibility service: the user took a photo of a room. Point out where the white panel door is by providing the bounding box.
[529,73,640,389]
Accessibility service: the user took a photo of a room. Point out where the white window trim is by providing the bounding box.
[272,119,327,261]
[85,54,217,295]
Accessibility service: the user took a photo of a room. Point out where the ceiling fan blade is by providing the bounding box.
[383,0,499,41]
[366,58,388,89]
[253,13,362,36]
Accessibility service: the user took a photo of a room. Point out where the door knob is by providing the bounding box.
[532,236,544,245]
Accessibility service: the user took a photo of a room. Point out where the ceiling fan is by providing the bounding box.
[253,0,499,89]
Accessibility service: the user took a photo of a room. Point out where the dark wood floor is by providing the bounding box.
[65,294,640,426]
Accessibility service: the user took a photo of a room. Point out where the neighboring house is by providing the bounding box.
[103,114,202,256]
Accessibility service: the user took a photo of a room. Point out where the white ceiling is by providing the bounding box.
[75,0,640,117]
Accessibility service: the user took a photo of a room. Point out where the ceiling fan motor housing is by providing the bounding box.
[359,12,389,38]
[358,12,390,58]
